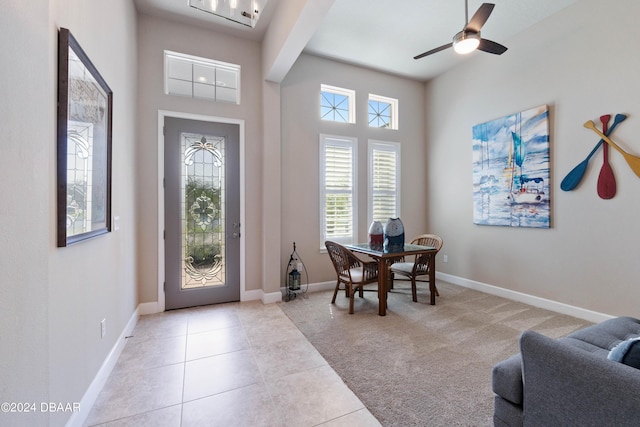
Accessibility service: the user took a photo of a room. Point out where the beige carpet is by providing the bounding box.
[278,280,592,426]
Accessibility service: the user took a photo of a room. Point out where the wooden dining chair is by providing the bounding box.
[325,241,379,314]
[389,234,443,302]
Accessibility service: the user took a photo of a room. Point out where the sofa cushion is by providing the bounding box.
[567,316,640,352]
[559,337,611,359]
[608,337,640,369]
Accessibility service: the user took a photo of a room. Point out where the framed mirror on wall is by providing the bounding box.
[57,27,113,247]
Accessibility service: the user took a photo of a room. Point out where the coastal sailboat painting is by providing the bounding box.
[472,105,550,228]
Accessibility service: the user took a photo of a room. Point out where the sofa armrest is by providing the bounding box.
[520,330,640,427]
[492,353,523,405]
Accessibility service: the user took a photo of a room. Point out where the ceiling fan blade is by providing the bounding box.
[414,42,453,60]
[478,38,508,55]
[465,3,495,33]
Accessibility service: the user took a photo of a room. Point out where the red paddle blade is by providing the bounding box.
[597,115,616,199]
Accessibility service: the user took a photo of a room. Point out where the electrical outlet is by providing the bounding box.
[101,318,106,338]
[443,254,448,263]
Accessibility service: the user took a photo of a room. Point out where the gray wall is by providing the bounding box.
[49,2,139,424]
[136,14,265,303]
[280,54,427,284]
[1,0,138,426]
[1,1,51,425]
[425,0,640,317]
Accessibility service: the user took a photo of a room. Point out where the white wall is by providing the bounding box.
[1,0,139,426]
[0,0,51,425]
[280,54,426,284]
[426,0,640,317]
[49,1,139,423]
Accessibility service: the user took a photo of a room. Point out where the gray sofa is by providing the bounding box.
[492,316,640,426]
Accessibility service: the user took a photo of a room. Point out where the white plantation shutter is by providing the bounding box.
[369,141,400,225]
[320,135,357,247]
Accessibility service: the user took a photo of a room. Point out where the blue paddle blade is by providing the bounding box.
[561,161,588,191]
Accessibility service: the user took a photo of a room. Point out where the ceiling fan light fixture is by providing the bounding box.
[453,31,480,54]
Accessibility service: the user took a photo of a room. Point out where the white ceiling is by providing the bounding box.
[134,0,578,81]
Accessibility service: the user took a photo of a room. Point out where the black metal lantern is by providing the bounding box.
[285,241,307,301]
[289,268,301,290]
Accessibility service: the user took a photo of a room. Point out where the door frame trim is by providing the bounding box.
[157,110,245,311]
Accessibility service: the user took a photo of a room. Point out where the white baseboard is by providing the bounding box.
[241,289,264,302]
[436,272,614,324]
[262,291,283,304]
[245,283,335,304]
[138,301,160,316]
[307,280,336,292]
[282,276,612,324]
[280,281,336,298]
[66,306,140,427]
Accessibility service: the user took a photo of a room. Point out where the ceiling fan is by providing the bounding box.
[414,1,507,60]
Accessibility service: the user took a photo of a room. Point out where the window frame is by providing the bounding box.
[320,84,356,124]
[368,93,398,130]
[368,140,401,227]
[319,134,358,249]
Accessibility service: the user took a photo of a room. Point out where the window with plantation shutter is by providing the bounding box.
[320,134,358,248]
[368,140,400,226]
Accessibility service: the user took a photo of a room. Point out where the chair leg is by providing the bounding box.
[358,285,364,298]
[331,280,340,303]
[389,272,395,289]
[434,283,440,297]
[411,277,418,302]
[349,285,355,314]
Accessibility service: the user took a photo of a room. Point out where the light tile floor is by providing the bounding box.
[85,300,381,427]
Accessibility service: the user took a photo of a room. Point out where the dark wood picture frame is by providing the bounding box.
[57,28,113,247]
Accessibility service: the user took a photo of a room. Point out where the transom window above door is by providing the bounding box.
[164,50,240,104]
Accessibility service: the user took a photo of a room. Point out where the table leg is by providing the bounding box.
[429,255,436,305]
[378,258,387,316]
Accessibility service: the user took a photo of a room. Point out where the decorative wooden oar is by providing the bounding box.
[584,120,640,179]
[560,113,627,191]
[597,115,616,199]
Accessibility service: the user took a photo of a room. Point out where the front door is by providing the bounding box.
[164,117,240,310]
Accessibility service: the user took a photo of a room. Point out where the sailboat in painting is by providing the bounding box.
[472,104,550,228]
[507,131,546,204]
